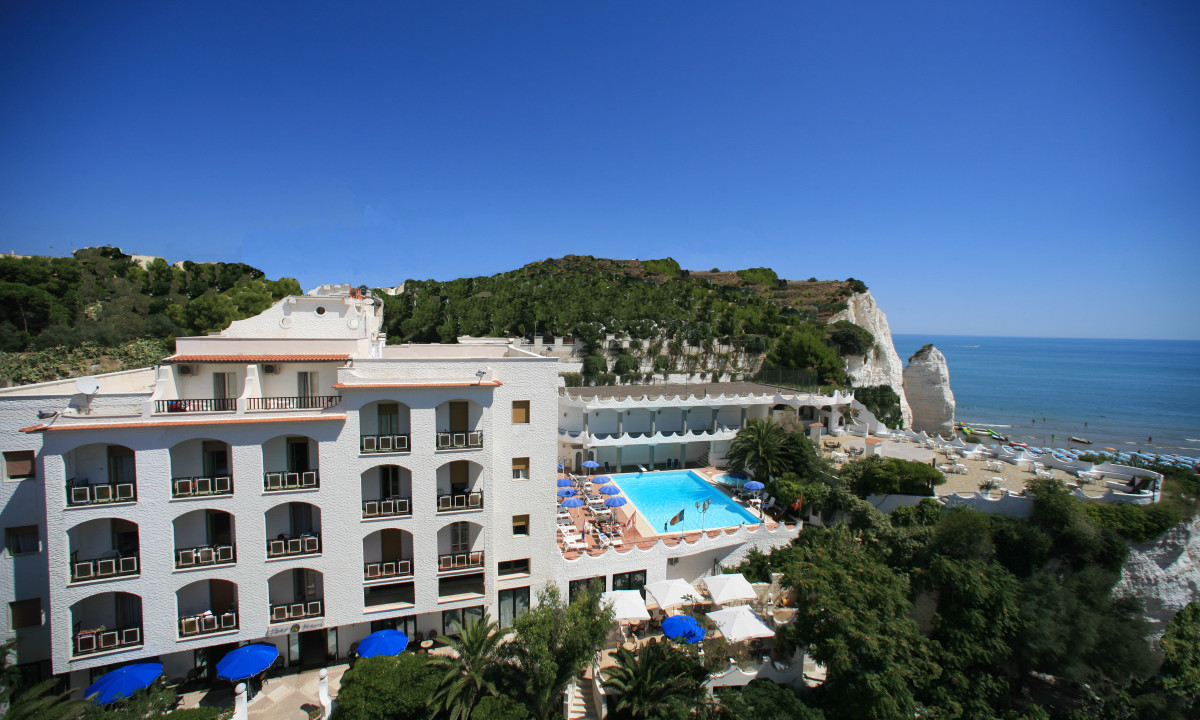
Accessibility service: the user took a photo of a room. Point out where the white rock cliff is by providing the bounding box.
[1116,515,1200,638]
[829,292,913,428]
[903,344,956,436]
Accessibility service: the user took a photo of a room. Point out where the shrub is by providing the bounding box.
[1080,502,1182,542]
[581,354,608,377]
[736,267,779,285]
[845,277,868,293]
[332,654,439,720]
[841,456,945,496]
[827,320,874,357]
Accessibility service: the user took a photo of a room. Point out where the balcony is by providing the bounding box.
[70,554,139,583]
[435,431,484,451]
[175,544,236,569]
[362,497,412,519]
[269,599,323,623]
[66,480,136,506]
[155,398,236,414]
[364,557,413,582]
[266,534,321,559]
[436,490,484,512]
[360,434,411,454]
[73,625,142,656]
[263,470,319,492]
[248,396,340,411]
[437,550,484,572]
[179,611,238,637]
[171,475,233,499]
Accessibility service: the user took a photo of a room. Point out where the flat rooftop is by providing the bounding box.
[560,381,798,401]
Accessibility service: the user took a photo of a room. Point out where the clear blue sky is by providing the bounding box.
[2,1,1197,339]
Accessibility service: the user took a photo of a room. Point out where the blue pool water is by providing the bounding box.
[612,471,762,533]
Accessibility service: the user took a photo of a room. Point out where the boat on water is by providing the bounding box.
[1069,436,1091,445]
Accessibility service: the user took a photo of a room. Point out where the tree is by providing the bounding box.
[726,419,795,482]
[716,679,825,720]
[501,584,613,720]
[332,654,439,720]
[602,643,706,720]
[1,639,85,720]
[1157,602,1200,706]
[840,456,945,497]
[428,614,505,720]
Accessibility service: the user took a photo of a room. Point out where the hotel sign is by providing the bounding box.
[265,619,325,636]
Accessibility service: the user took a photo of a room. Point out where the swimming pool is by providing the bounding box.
[611,470,761,533]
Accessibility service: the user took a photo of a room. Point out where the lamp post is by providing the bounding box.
[695,498,711,532]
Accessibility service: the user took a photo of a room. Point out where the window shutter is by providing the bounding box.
[512,401,530,423]
[3,451,34,479]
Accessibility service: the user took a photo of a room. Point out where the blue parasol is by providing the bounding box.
[604,496,628,507]
[743,481,765,492]
[557,487,577,497]
[85,663,163,705]
[562,497,585,508]
[357,629,409,658]
[216,643,280,681]
[581,460,600,470]
[592,475,613,484]
[557,477,574,487]
[599,484,622,495]
[662,615,706,643]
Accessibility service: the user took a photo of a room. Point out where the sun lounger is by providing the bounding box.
[637,465,648,472]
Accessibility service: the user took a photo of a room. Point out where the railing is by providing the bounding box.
[364,557,414,581]
[361,434,411,453]
[155,398,236,413]
[269,599,323,623]
[436,491,484,512]
[175,544,236,569]
[435,430,484,450]
[248,396,340,411]
[362,497,412,519]
[66,480,137,506]
[266,534,321,558]
[70,554,139,583]
[171,475,233,499]
[179,611,238,637]
[263,470,320,491]
[73,625,142,656]
[437,550,485,572]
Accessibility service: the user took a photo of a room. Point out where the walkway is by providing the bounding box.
[176,663,347,720]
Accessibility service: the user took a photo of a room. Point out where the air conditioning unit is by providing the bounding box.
[263,364,280,375]
[178,365,199,376]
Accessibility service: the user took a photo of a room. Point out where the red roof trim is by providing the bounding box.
[26,414,346,432]
[163,355,350,363]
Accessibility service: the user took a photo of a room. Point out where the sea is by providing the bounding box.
[890,335,1200,459]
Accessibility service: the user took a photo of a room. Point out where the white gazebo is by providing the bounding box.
[644,579,700,611]
[601,590,651,623]
[702,573,757,606]
[706,605,775,642]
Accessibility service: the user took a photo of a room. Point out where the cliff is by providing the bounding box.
[903,344,956,435]
[1116,515,1200,638]
[829,292,913,428]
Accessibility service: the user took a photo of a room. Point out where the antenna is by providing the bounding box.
[75,377,100,395]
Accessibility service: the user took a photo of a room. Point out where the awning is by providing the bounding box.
[703,573,758,605]
[601,590,650,622]
[706,605,775,642]
[644,579,700,610]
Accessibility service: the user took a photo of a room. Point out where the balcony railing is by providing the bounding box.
[266,534,321,559]
[248,395,340,411]
[175,544,236,569]
[436,490,484,512]
[437,550,485,572]
[263,470,319,492]
[360,434,411,453]
[364,557,414,581]
[269,599,323,623]
[179,611,238,637]
[362,497,412,519]
[171,475,233,499]
[73,625,142,656]
[66,480,136,506]
[70,554,139,583]
[435,430,484,450]
[155,398,236,413]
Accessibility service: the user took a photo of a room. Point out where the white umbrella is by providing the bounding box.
[702,573,757,605]
[601,590,650,623]
[644,579,700,610]
[706,605,775,642]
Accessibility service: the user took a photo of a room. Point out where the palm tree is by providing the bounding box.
[602,643,705,719]
[0,679,85,720]
[726,418,795,482]
[428,614,505,720]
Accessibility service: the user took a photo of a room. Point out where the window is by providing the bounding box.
[298,371,319,397]
[569,577,605,603]
[5,526,38,556]
[450,522,470,552]
[512,400,530,424]
[370,614,416,636]
[378,403,400,435]
[442,605,484,636]
[511,457,529,480]
[512,515,529,537]
[3,451,34,480]
[212,372,237,400]
[498,559,530,576]
[381,465,402,498]
[612,570,647,597]
[498,587,530,627]
[9,598,42,629]
[106,446,134,484]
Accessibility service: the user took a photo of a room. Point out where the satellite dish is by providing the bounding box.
[75,377,100,395]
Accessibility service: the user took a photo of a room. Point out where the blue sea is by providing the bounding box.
[891,335,1200,458]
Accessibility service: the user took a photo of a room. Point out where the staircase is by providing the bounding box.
[565,680,600,720]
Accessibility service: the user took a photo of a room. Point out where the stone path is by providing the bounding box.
[177,663,346,720]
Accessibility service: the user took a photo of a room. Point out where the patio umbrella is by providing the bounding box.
[662,614,706,644]
[217,643,279,681]
[743,481,765,492]
[599,485,622,495]
[604,496,628,507]
[581,460,600,475]
[706,606,775,642]
[644,579,699,610]
[601,590,651,622]
[357,629,409,658]
[703,573,758,605]
[557,488,578,498]
[562,497,585,508]
[557,477,573,487]
[592,475,613,484]
[85,663,163,705]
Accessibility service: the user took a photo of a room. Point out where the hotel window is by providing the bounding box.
[106,446,135,485]
[569,577,606,603]
[212,372,237,401]
[378,403,400,435]
[498,559,530,576]
[512,400,530,424]
[9,598,42,630]
[442,605,484,636]
[511,457,529,480]
[297,371,319,397]
[612,570,647,597]
[512,515,529,537]
[3,451,34,480]
[450,522,470,553]
[498,587,530,627]
[370,615,417,636]
[5,526,38,556]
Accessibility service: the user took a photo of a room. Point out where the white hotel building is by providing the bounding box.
[0,286,824,689]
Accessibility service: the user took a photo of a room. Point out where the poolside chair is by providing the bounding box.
[604,462,611,472]
[637,465,647,472]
